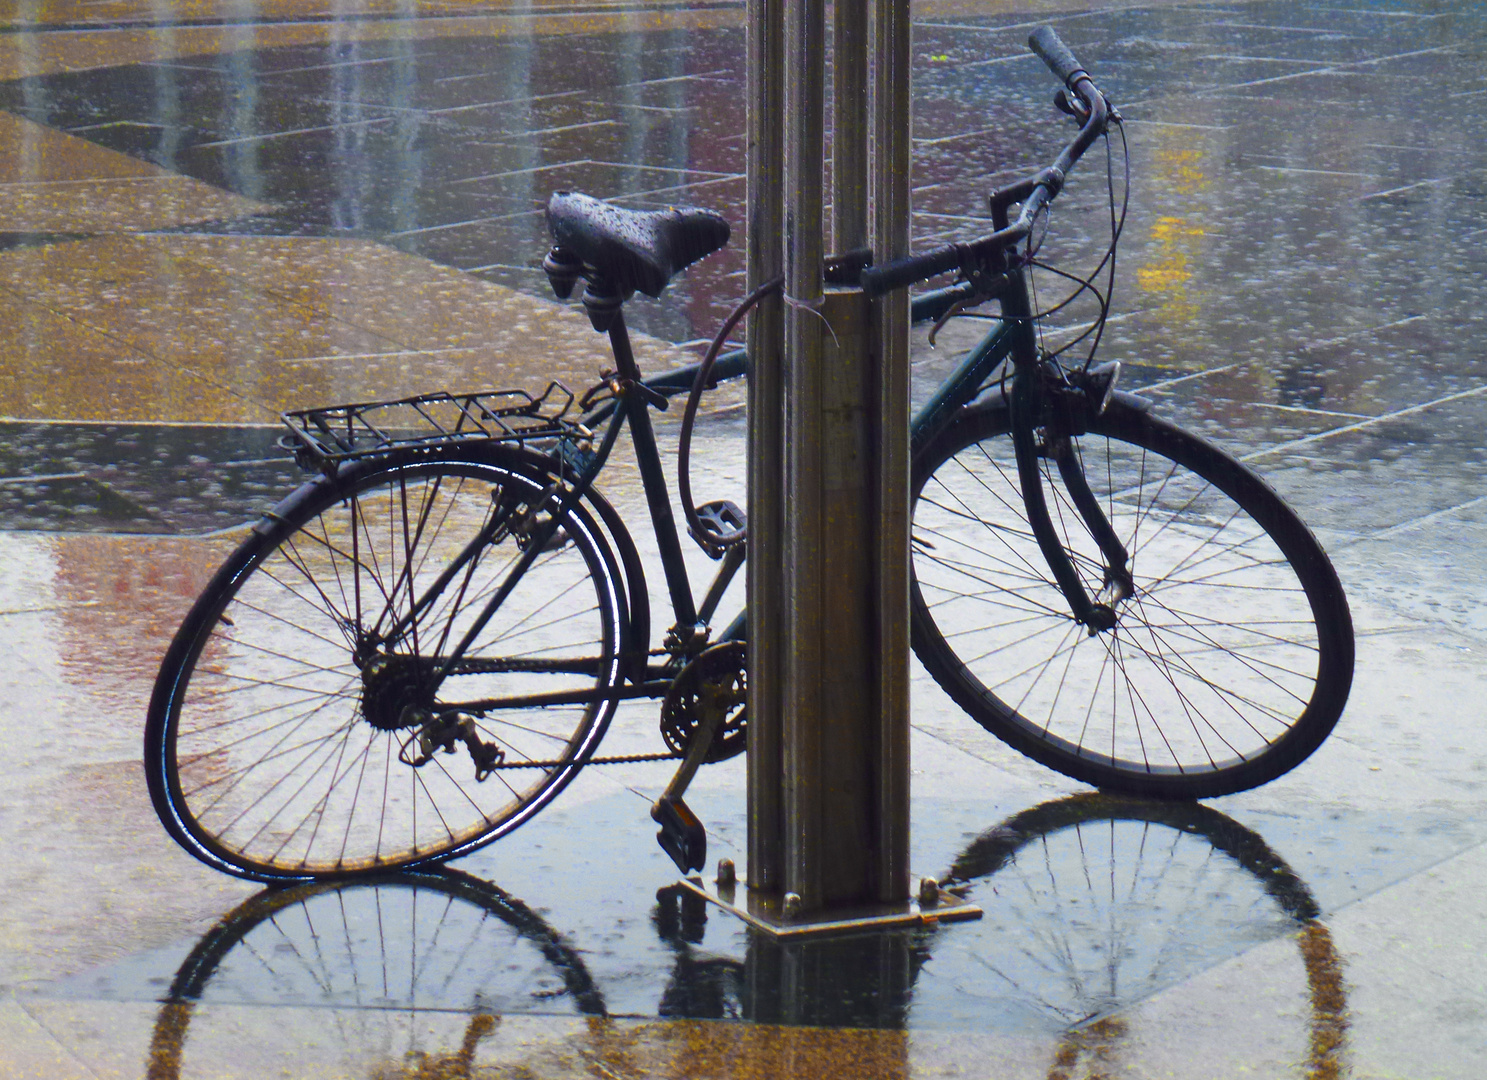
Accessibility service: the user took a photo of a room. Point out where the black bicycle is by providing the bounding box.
[144,27,1354,882]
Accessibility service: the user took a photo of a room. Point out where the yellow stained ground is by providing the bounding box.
[0,96,688,424]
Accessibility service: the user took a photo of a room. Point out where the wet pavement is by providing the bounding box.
[2,0,1487,1077]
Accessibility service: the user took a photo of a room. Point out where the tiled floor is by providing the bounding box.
[2,1,1487,1077]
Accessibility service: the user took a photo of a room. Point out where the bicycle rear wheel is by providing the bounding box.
[911,396,1353,798]
[145,448,624,880]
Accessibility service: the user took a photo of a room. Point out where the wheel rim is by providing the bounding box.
[912,410,1335,784]
[163,458,622,876]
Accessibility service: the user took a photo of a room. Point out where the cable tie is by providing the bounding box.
[781,291,842,350]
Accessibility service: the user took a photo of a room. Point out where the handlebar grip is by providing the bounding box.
[860,244,963,297]
[1028,26,1086,87]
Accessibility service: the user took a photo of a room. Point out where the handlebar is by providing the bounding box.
[861,27,1111,299]
[1028,25,1088,88]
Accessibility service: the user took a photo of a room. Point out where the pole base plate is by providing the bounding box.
[674,872,982,940]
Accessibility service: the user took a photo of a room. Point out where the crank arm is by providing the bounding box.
[650,697,726,874]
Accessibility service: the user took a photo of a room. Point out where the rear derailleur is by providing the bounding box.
[397,709,506,781]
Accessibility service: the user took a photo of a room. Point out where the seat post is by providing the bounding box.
[605,309,699,629]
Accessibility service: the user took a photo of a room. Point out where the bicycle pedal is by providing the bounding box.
[651,795,707,874]
[690,500,746,557]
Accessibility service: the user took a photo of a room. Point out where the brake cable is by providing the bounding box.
[677,274,784,557]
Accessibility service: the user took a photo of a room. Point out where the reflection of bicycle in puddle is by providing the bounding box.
[655,795,1347,1077]
[149,797,1346,1078]
[146,868,603,1080]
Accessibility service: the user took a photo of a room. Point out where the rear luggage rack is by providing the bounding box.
[280,383,587,471]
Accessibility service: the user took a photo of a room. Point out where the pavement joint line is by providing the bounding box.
[195,117,395,148]
[1193,42,1461,95]
[1363,142,1481,155]
[615,68,732,89]
[957,53,1041,70]
[1239,383,1487,463]
[273,347,470,364]
[1255,165,1384,179]
[619,102,696,114]
[0,175,199,189]
[1359,178,1450,201]
[385,209,541,237]
[1136,363,1243,392]
[1249,402,1374,420]
[1357,494,1487,542]
[1198,54,1322,64]
[263,55,401,75]
[1209,22,1363,35]
[1298,313,1427,349]
[606,174,747,204]
[1122,119,1234,130]
[447,158,604,185]
[0,601,101,616]
[579,159,737,179]
[426,89,589,115]
[914,125,1006,147]
[0,2,750,37]
[513,119,622,138]
[1325,6,1446,17]
[0,472,87,485]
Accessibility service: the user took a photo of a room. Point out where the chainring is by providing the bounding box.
[660,641,747,763]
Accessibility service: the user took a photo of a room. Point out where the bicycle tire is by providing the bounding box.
[910,394,1354,798]
[145,447,625,881]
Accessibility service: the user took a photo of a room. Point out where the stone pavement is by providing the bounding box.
[1,0,1486,1077]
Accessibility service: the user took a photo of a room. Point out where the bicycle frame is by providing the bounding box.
[415,253,1128,716]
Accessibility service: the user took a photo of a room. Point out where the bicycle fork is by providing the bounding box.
[1006,318,1132,637]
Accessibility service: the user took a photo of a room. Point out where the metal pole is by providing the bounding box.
[746,0,786,894]
[736,0,925,925]
[871,0,913,905]
[781,0,828,911]
[832,0,869,254]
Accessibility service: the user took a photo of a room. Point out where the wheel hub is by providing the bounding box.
[361,653,432,731]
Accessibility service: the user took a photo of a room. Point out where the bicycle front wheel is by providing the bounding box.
[911,396,1353,798]
[146,449,625,880]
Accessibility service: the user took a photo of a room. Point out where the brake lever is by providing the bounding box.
[927,270,1010,347]
[1054,87,1089,123]
[1055,86,1122,126]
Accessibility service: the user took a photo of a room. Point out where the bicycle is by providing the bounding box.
[144,27,1354,883]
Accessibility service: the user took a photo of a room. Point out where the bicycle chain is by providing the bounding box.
[483,748,684,770]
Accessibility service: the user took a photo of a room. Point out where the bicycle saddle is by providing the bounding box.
[545,191,730,299]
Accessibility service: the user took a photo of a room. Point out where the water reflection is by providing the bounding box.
[146,868,603,1079]
[147,797,1347,1077]
[942,795,1348,1080]
[655,794,1348,1074]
